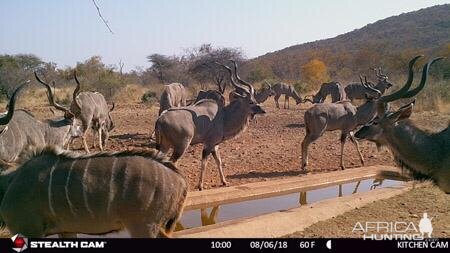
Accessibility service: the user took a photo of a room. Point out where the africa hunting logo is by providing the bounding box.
[353,213,433,240]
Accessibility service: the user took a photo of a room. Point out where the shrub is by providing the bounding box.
[141,90,158,105]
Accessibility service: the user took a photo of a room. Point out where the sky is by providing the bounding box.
[0,0,449,71]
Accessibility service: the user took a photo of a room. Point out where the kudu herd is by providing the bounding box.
[0,81,82,169]
[154,60,265,190]
[0,53,447,238]
[355,58,448,193]
[301,55,432,171]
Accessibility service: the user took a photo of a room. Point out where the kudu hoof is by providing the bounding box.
[222,181,229,186]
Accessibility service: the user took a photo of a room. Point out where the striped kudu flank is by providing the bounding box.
[0,146,187,238]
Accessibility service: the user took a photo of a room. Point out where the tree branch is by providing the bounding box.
[92,0,114,34]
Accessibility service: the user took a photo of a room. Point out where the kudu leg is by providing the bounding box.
[212,145,228,186]
[81,119,91,153]
[301,133,317,171]
[98,127,104,151]
[198,148,212,191]
[82,135,90,153]
[340,133,348,170]
[349,131,365,166]
[274,95,281,109]
[93,130,97,149]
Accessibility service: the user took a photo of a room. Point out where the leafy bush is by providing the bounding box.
[141,90,158,105]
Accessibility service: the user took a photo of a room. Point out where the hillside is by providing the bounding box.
[245,4,450,84]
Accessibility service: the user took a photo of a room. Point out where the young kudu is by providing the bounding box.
[301,55,429,171]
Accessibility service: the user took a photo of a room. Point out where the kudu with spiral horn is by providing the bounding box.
[301,55,425,171]
[1,80,82,169]
[35,71,114,153]
[153,60,265,190]
[355,57,448,193]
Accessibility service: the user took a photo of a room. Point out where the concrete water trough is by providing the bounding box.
[175,165,414,238]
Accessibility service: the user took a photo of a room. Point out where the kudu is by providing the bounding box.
[0,146,187,237]
[344,75,387,101]
[194,89,225,107]
[227,62,275,104]
[371,66,393,94]
[312,81,347,103]
[271,82,304,109]
[35,71,115,153]
[255,81,276,103]
[158,83,187,115]
[0,81,82,168]
[154,61,265,190]
[354,64,448,193]
[301,55,429,171]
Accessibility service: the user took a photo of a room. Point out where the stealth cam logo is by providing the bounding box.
[11,234,28,252]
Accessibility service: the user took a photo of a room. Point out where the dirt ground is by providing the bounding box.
[1,100,449,238]
[25,99,449,191]
[288,184,450,238]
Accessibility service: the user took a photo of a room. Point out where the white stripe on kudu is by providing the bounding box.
[82,159,95,218]
[48,158,60,217]
[106,157,118,216]
[144,167,157,211]
[65,160,77,217]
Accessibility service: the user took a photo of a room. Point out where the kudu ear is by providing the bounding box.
[387,102,414,122]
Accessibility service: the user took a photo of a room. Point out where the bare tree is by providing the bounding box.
[189,44,245,94]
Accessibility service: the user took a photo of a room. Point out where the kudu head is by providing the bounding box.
[359,74,382,100]
[263,81,276,96]
[34,72,83,138]
[215,61,265,116]
[34,71,81,120]
[355,56,444,143]
[372,66,393,91]
[0,81,29,136]
[355,101,414,146]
